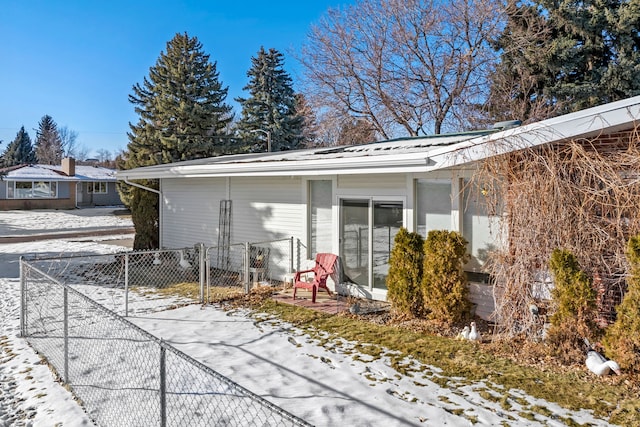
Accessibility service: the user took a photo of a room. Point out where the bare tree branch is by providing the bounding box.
[301,0,503,138]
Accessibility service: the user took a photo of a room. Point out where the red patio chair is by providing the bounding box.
[292,253,338,303]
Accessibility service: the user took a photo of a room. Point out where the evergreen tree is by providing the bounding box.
[386,228,425,317]
[236,47,304,152]
[121,32,233,249]
[486,1,558,123]
[488,0,640,121]
[1,126,36,167]
[546,248,599,361]
[421,230,470,325]
[34,115,63,165]
[604,236,640,373]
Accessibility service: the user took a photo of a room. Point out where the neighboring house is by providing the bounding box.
[117,96,640,320]
[0,158,122,210]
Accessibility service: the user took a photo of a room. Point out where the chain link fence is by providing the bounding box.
[20,261,311,427]
[24,246,203,316]
[24,238,298,315]
[205,238,296,298]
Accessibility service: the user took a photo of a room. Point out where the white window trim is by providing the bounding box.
[7,180,58,199]
[87,182,108,194]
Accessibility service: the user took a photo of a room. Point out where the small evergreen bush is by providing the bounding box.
[422,230,470,324]
[546,248,598,360]
[386,228,424,317]
[603,236,640,373]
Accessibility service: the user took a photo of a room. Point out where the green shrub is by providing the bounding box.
[422,230,470,324]
[546,248,598,359]
[603,236,640,373]
[386,228,424,317]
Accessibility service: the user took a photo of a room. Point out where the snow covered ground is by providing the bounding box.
[0,208,616,426]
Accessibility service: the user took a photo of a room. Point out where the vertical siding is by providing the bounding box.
[161,176,304,281]
[161,176,304,247]
[161,178,226,248]
[230,176,303,243]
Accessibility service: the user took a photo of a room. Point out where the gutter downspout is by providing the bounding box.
[124,178,161,195]
[123,177,163,248]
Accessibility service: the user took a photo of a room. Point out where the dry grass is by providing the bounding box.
[148,281,640,424]
[218,289,640,426]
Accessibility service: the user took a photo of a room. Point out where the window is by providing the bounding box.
[309,180,332,257]
[416,179,452,238]
[340,197,404,291]
[462,179,498,271]
[7,181,57,199]
[86,182,108,194]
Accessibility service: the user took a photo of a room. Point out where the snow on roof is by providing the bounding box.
[2,164,116,181]
[117,95,640,180]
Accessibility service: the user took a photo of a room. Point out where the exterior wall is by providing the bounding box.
[229,176,303,244]
[337,174,407,190]
[158,171,498,321]
[77,182,123,207]
[160,176,304,283]
[161,178,226,248]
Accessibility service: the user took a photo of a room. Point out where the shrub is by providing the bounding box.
[422,230,470,324]
[546,248,598,359]
[386,228,424,317]
[603,236,640,373]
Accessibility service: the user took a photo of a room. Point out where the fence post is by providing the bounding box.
[289,237,294,274]
[19,257,25,337]
[198,243,205,304]
[63,286,69,384]
[205,247,211,305]
[124,253,129,317]
[244,242,250,293]
[160,340,167,427]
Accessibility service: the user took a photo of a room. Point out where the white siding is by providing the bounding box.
[229,176,303,243]
[162,178,225,248]
[338,174,406,191]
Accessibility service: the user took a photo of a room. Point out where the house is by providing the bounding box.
[0,158,122,210]
[116,96,640,320]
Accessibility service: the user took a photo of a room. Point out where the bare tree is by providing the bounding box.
[96,148,112,163]
[301,0,503,138]
[59,126,79,158]
[74,144,91,162]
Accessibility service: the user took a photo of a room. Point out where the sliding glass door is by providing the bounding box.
[340,198,403,292]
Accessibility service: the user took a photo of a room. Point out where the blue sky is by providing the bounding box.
[0,1,351,158]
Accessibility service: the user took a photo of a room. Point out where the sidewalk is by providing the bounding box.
[0,227,135,244]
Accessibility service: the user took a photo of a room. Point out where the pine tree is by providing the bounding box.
[603,236,640,373]
[488,0,640,121]
[485,1,558,123]
[34,115,63,165]
[236,47,304,152]
[1,126,36,167]
[121,32,233,249]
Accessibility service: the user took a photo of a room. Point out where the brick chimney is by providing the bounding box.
[62,157,75,176]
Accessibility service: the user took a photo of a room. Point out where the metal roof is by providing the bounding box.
[117,95,640,180]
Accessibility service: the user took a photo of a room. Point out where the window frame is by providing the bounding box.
[86,181,108,194]
[7,180,58,199]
